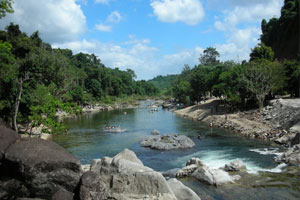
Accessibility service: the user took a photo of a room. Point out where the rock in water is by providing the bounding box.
[192,165,241,186]
[167,178,201,200]
[224,160,246,172]
[140,134,195,150]
[151,129,160,135]
[4,138,82,199]
[81,148,178,200]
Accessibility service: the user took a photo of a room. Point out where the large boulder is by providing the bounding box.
[84,148,177,200]
[140,134,195,150]
[192,165,241,186]
[167,178,201,200]
[0,126,20,160]
[77,171,107,200]
[4,138,82,199]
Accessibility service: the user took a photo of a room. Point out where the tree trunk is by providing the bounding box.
[14,78,23,133]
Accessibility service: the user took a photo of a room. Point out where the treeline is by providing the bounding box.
[0,23,158,132]
[172,0,300,111]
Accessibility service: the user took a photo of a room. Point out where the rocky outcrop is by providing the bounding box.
[167,178,201,200]
[176,158,241,186]
[1,127,200,200]
[224,160,246,172]
[83,148,178,200]
[263,99,300,131]
[275,144,300,165]
[0,127,82,199]
[140,134,195,150]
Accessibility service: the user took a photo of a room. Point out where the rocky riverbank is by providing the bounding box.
[0,126,201,200]
[173,98,300,166]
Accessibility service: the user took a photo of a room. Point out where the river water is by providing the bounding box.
[52,101,300,200]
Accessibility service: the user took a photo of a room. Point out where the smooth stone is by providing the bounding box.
[167,178,201,200]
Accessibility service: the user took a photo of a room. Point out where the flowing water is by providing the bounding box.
[52,101,300,200]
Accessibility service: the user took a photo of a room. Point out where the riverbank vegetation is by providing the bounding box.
[0,23,158,133]
[171,0,299,111]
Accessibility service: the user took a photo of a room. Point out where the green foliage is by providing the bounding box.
[250,43,274,61]
[260,0,299,60]
[0,23,159,132]
[199,47,220,66]
[0,0,13,18]
[242,60,286,111]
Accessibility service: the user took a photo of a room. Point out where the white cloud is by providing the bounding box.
[95,11,122,32]
[94,0,110,4]
[107,11,122,23]
[95,23,112,32]
[151,0,205,25]
[54,36,203,80]
[0,0,86,43]
[213,0,282,61]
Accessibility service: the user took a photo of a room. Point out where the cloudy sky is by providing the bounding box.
[0,0,283,80]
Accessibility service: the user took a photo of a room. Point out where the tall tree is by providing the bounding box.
[199,47,220,66]
[242,60,286,111]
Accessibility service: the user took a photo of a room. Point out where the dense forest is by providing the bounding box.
[0,23,158,132]
[171,0,300,110]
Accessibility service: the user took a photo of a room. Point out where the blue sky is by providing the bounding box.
[0,0,283,79]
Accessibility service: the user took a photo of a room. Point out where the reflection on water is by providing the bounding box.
[52,101,299,200]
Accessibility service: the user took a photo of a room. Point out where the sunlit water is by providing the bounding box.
[52,101,300,200]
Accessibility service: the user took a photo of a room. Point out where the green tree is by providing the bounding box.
[0,0,13,18]
[242,60,286,111]
[250,43,274,61]
[199,47,220,66]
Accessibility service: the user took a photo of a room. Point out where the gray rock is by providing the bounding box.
[4,138,82,199]
[0,126,20,160]
[81,164,91,172]
[90,159,101,172]
[151,129,160,135]
[186,157,204,167]
[275,144,300,165]
[93,148,177,200]
[224,160,246,172]
[140,134,195,150]
[192,165,241,186]
[51,188,74,200]
[161,168,181,178]
[77,171,107,200]
[167,178,201,200]
[290,133,300,146]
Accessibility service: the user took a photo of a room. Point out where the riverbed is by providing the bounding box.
[52,101,299,200]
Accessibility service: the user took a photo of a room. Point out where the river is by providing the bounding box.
[52,101,299,200]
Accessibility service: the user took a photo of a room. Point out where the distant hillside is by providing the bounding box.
[260,0,299,60]
[149,74,179,91]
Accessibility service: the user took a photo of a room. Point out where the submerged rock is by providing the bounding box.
[140,134,195,150]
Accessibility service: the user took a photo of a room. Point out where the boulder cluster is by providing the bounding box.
[0,126,200,200]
